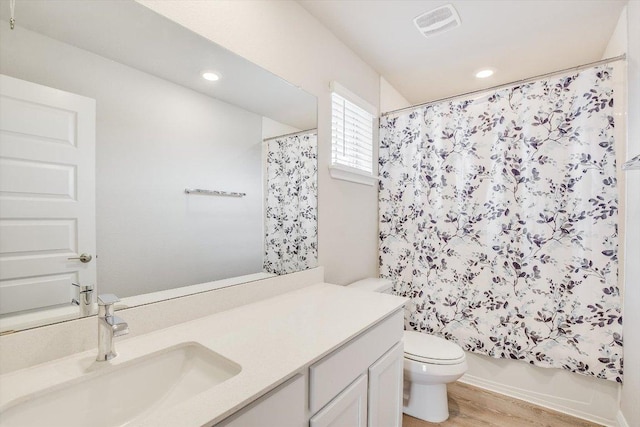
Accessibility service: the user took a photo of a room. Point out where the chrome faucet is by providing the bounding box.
[96,294,129,361]
[71,283,95,317]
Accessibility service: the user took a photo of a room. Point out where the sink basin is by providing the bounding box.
[0,343,241,427]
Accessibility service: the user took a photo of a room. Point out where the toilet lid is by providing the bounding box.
[403,331,466,365]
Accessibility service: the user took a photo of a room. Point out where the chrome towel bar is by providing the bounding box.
[184,188,246,197]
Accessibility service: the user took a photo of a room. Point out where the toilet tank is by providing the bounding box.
[348,278,394,294]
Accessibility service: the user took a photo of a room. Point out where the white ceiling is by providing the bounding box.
[299,0,627,107]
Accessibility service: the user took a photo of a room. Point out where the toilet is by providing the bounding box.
[348,278,468,423]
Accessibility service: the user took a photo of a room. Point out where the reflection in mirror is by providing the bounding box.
[264,131,318,275]
[0,0,318,333]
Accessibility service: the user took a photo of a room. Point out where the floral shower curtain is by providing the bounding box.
[379,65,623,382]
[264,131,318,275]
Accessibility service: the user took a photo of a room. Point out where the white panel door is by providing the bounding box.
[0,74,96,315]
[310,374,368,427]
[368,342,404,427]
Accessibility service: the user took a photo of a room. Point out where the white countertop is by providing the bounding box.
[0,283,406,426]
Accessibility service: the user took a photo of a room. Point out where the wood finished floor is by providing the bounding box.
[402,382,602,427]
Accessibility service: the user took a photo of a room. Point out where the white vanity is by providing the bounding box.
[0,283,406,427]
[220,297,404,427]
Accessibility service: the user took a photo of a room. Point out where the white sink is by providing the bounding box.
[0,343,241,427]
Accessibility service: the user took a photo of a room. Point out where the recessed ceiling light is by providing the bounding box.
[475,69,494,79]
[202,72,220,82]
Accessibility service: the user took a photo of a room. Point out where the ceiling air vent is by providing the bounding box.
[413,4,461,38]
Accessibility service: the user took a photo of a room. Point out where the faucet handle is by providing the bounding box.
[72,283,95,316]
[72,282,94,292]
[97,294,120,306]
[71,282,93,303]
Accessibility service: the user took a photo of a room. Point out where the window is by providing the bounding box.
[330,82,378,185]
[331,92,373,173]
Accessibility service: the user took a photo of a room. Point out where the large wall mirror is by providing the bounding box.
[0,0,318,333]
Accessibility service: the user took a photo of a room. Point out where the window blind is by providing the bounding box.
[331,92,373,174]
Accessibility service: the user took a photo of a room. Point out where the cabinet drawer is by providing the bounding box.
[309,309,403,413]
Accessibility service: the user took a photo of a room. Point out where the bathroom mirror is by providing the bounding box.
[0,0,318,332]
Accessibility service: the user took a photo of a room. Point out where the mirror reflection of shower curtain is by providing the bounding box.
[379,64,622,382]
[264,132,318,275]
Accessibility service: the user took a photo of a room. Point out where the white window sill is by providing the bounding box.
[329,165,379,186]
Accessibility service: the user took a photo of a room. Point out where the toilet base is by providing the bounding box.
[403,381,449,423]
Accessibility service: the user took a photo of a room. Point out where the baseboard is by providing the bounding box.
[459,374,617,427]
[617,411,630,427]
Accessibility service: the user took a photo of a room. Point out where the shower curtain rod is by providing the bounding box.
[263,128,318,142]
[381,54,627,117]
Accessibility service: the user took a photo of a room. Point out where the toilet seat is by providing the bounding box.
[403,331,466,365]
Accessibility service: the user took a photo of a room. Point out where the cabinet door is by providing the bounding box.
[309,310,403,413]
[215,374,305,427]
[310,374,368,427]
[368,342,403,427]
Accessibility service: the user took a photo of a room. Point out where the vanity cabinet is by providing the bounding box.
[216,309,404,427]
[309,342,404,427]
[309,310,404,427]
